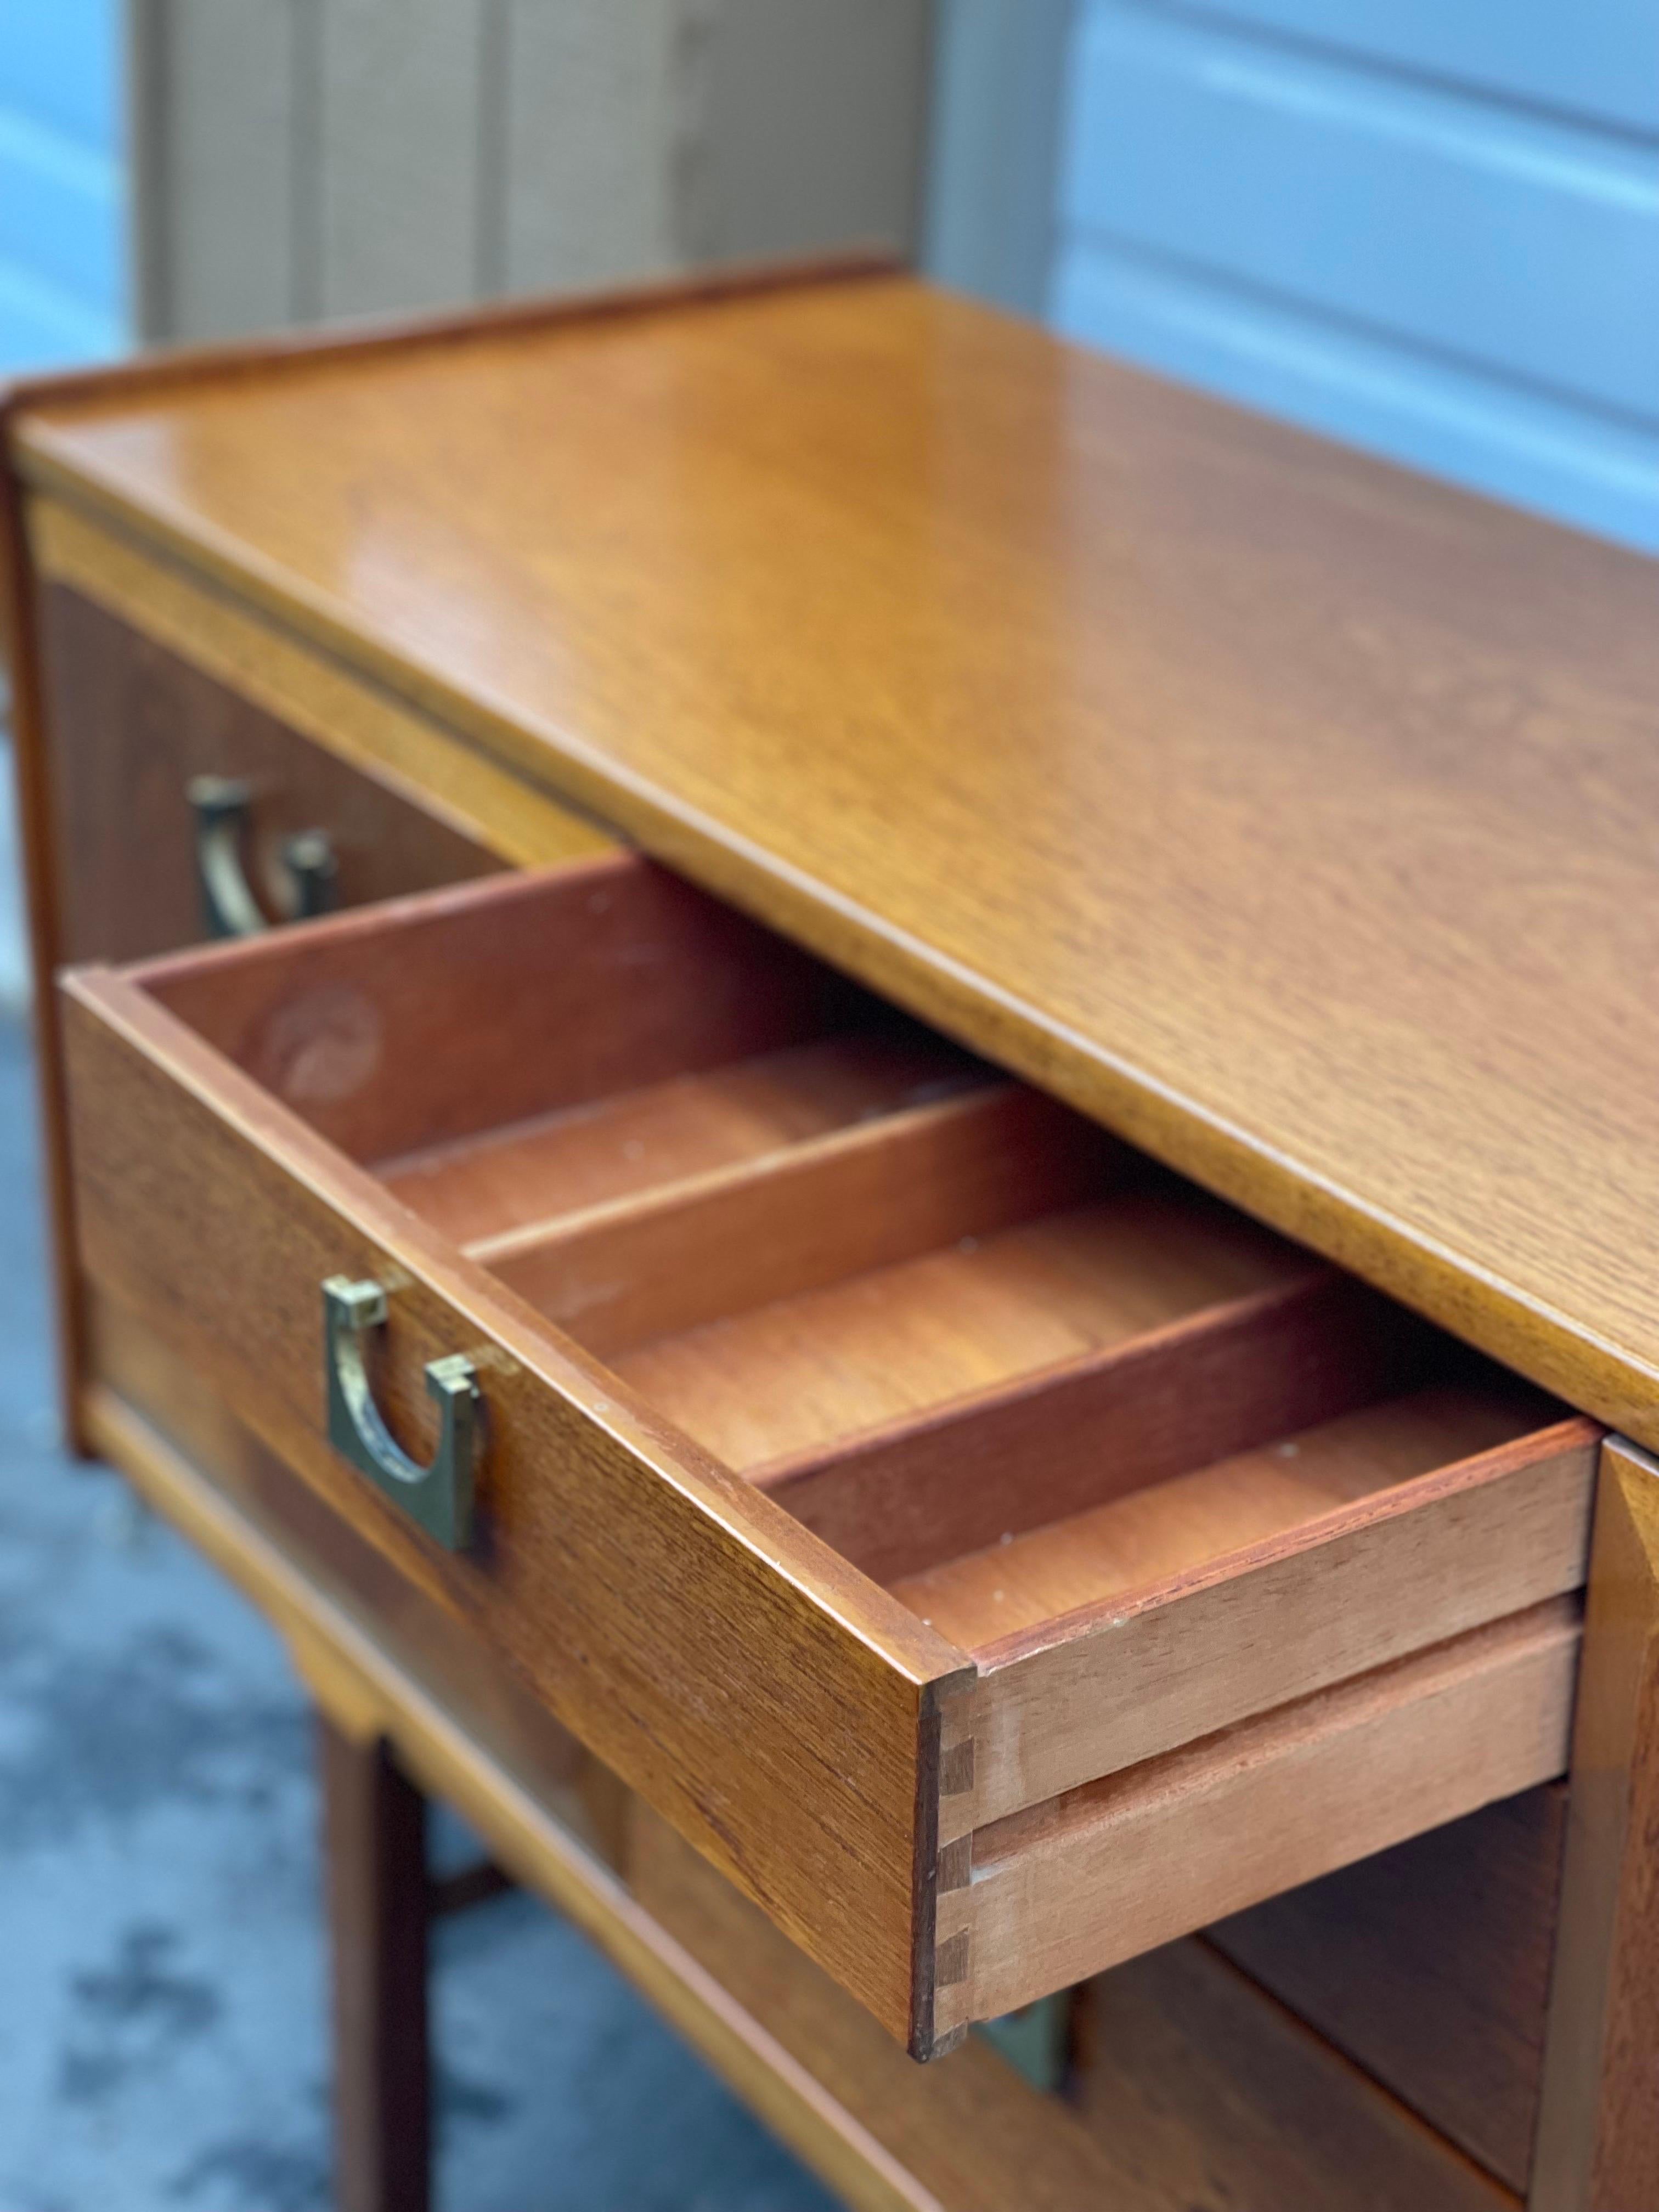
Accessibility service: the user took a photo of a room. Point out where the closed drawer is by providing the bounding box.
[36,582,509,967]
[59,854,1599,2056]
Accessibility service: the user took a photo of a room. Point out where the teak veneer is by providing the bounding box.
[7,257,1658,2198]
[60,851,1599,2051]
[11,268,1659,1453]
[84,1370,1522,2212]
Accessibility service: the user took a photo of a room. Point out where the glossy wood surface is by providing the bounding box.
[27,494,617,876]
[14,274,1659,1444]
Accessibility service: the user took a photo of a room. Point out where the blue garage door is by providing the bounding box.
[1051,0,1659,551]
[0,0,125,374]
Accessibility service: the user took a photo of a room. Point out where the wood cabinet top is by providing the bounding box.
[13,268,1659,1441]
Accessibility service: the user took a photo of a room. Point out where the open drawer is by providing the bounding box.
[60,854,1600,2056]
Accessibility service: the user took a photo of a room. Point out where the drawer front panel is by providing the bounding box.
[83,1285,620,1832]
[61,961,967,2053]
[38,580,506,966]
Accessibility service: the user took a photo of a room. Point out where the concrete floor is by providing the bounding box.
[0,1012,837,2210]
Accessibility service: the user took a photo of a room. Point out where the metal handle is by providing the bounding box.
[323,1277,479,1549]
[188,775,338,939]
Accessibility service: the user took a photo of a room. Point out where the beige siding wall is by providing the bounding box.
[131,0,932,343]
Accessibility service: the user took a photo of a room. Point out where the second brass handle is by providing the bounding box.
[188,775,338,938]
[323,1277,480,1550]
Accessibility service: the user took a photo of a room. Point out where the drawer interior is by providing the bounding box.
[138,855,1565,1643]
[84,850,1595,2044]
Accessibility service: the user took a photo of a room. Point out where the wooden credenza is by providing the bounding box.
[3,259,1655,2211]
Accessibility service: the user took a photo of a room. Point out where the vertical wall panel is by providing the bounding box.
[501,0,677,293]
[315,0,488,318]
[0,0,123,370]
[157,0,299,340]
[0,0,121,146]
[686,0,930,263]
[1061,7,1659,427]
[1182,0,1659,139]
[1052,0,1659,552]
[923,0,1074,317]
[132,0,933,344]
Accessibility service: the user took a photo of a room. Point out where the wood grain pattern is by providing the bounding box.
[84,1284,627,1855]
[1,253,885,1453]
[964,1418,1596,1820]
[1210,1784,1570,2193]
[61,967,971,2053]
[319,1720,431,2212]
[394,1030,989,1245]
[63,859,1606,2035]
[630,1803,1148,2212]
[28,494,617,873]
[952,1598,1581,2029]
[904,1381,1564,1646]
[12,276,1659,1444]
[637,1802,1521,2212]
[479,1083,1111,1362]
[753,1269,1433,1584]
[613,1184,1307,1476]
[4,247,897,422]
[136,852,879,1166]
[1075,1939,1519,2212]
[1531,1438,1659,2210]
[102,1373,1506,2212]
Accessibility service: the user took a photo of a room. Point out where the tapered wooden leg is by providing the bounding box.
[1531,1438,1659,2210]
[320,1716,432,2212]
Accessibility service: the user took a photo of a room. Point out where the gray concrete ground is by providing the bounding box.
[0,1011,837,2210]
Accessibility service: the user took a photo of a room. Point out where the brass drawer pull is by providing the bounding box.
[188,775,338,938]
[323,1277,479,1549]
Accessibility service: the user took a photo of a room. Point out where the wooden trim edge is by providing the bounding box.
[2,249,902,425]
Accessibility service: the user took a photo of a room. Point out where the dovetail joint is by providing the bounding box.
[939,1736,975,1797]
[938,1835,971,1893]
[935,1931,970,1989]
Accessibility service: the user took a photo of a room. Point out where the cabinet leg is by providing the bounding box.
[319,1716,432,2212]
[1531,1438,1659,2209]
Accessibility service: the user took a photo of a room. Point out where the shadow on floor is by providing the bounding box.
[0,1015,835,2211]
